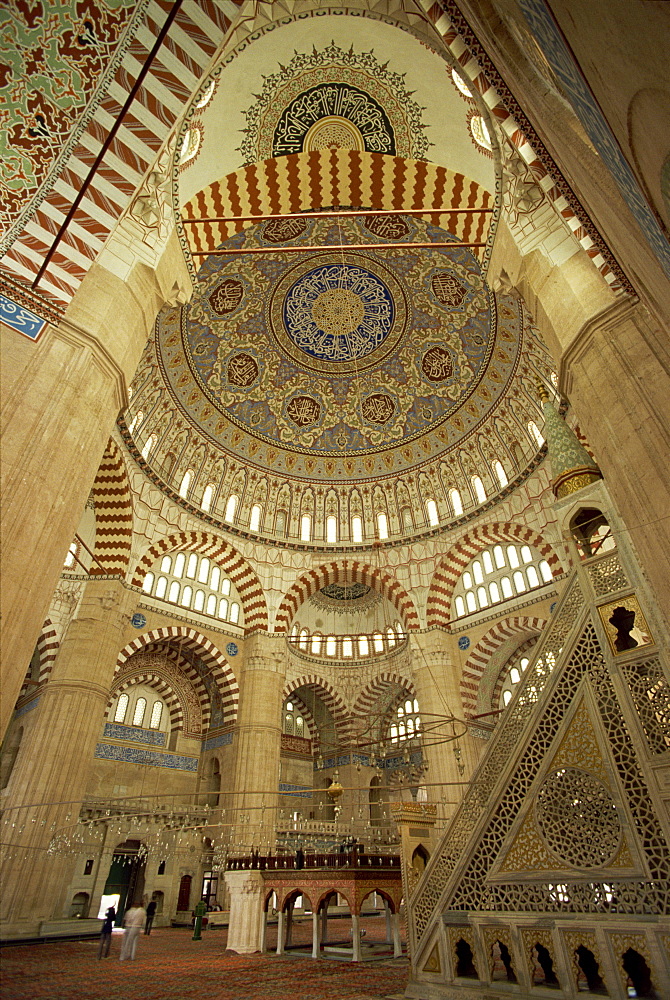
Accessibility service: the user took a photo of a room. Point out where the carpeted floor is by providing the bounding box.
[0,922,409,1000]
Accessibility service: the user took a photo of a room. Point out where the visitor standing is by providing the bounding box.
[145,898,157,935]
[97,905,116,959]
[119,901,146,960]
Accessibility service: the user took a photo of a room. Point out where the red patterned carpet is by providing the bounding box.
[0,922,409,1000]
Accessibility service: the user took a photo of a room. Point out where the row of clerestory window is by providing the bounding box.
[141,553,240,624]
[290,622,405,658]
[389,699,421,744]
[114,692,163,729]
[453,544,553,619]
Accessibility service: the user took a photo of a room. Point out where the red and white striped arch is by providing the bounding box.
[283,675,351,745]
[426,522,564,628]
[116,627,239,725]
[89,438,133,578]
[108,667,190,734]
[352,672,417,720]
[460,615,547,718]
[274,561,419,634]
[131,531,268,633]
[284,694,319,744]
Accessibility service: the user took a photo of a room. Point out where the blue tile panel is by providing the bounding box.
[279,783,312,798]
[103,722,166,746]
[94,743,198,771]
[519,0,670,280]
[0,294,47,340]
[314,751,423,771]
[202,731,234,751]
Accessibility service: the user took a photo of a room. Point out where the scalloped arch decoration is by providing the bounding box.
[275,561,419,634]
[130,531,268,632]
[116,627,239,724]
[461,616,547,718]
[426,522,565,628]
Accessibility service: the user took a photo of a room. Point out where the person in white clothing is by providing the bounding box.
[119,902,146,961]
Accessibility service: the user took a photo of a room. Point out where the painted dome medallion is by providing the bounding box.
[153,214,528,484]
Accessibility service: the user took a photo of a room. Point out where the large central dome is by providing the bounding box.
[155,213,517,483]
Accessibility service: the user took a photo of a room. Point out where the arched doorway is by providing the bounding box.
[102,839,146,924]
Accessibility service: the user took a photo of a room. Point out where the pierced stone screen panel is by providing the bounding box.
[620,657,670,755]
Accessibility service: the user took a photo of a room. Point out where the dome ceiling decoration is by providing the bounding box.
[238,42,429,164]
[155,213,520,484]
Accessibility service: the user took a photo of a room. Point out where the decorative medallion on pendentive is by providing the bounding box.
[263,217,308,243]
[227,353,259,388]
[458,636,470,650]
[131,613,147,629]
[431,271,467,308]
[364,214,410,240]
[209,278,244,315]
[286,395,321,427]
[362,393,395,424]
[226,642,238,657]
[422,346,453,381]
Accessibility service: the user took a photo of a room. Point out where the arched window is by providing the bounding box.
[351,515,363,543]
[326,515,337,543]
[528,420,544,448]
[141,435,155,460]
[142,572,154,594]
[180,585,193,607]
[477,586,489,608]
[539,560,552,583]
[128,410,144,434]
[299,629,308,650]
[311,634,322,655]
[513,571,527,593]
[146,552,228,616]
[173,553,186,578]
[197,558,210,584]
[377,511,389,539]
[472,476,486,504]
[526,565,540,588]
[358,635,369,657]
[186,553,197,578]
[201,484,214,513]
[249,504,262,532]
[133,697,147,727]
[520,545,532,563]
[493,545,505,568]
[455,595,465,617]
[194,590,205,612]
[507,546,520,569]
[218,598,228,620]
[229,602,240,624]
[179,470,193,499]
[482,550,494,574]
[149,701,163,729]
[206,594,217,616]
[386,627,396,648]
[501,576,513,598]
[155,577,168,599]
[210,566,221,591]
[160,555,172,573]
[493,461,508,488]
[114,693,129,724]
[473,561,484,584]
[221,578,231,596]
[300,514,311,542]
[426,499,439,526]
[224,494,238,523]
[326,635,336,657]
[64,542,78,568]
[342,637,353,658]
[168,581,180,603]
[449,488,463,516]
[466,591,477,613]
[489,581,500,603]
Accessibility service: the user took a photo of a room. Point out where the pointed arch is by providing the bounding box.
[130,531,268,632]
[116,627,239,725]
[461,616,547,718]
[283,675,351,745]
[274,561,419,634]
[352,672,417,720]
[427,522,565,627]
[108,667,189,735]
[34,618,59,685]
[89,437,134,577]
[284,694,319,743]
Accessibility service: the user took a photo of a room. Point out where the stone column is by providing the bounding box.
[321,902,328,945]
[0,579,135,934]
[0,232,190,738]
[276,907,285,954]
[223,870,264,954]
[311,909,321,958]
[351,912,362,961]
[229,635,285,852]
[391,911,402,957]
